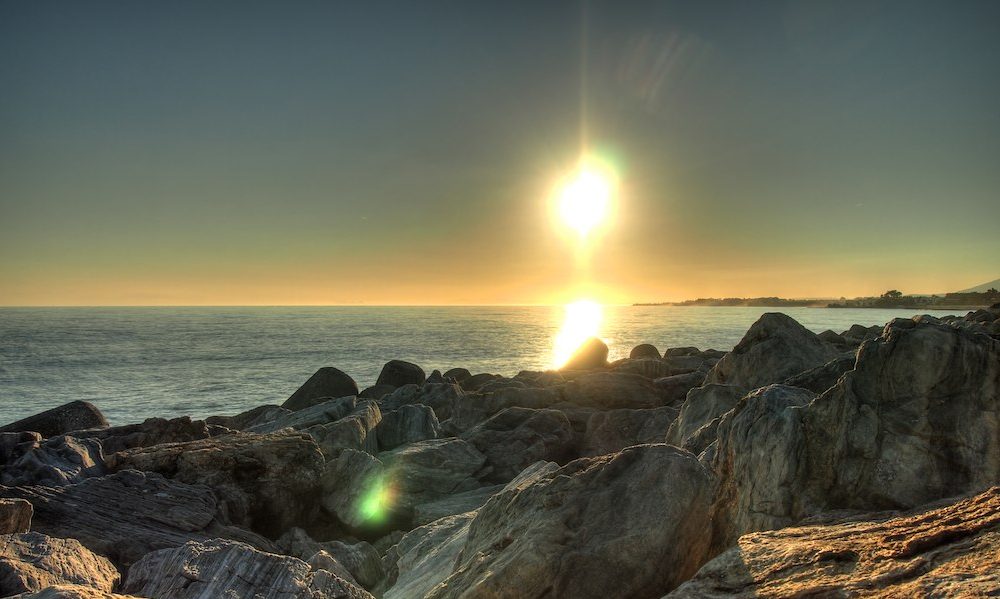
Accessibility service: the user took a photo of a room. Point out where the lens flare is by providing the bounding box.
[357,475,393,524]
[558,169,613,238]
[552,299,604,368]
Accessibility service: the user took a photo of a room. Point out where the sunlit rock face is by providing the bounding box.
[711,319,1000,548]
[667,486,1000,598]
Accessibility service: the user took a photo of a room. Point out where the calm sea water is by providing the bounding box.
[0,306,964,425]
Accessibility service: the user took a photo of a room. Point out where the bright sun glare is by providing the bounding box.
[558,168,613,238]
[552,299,604,368]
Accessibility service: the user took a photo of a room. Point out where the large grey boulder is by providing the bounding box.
[425,445,716,598]
[123,539,373,599]
[560,371,663,409]
[705,313,839,390]
[109,431,325,537]
[668,486,1000,598]
[460,407,575,482]
[445,387,560,433]
[248,396,358,434]
[0,402,108,439]
[665,384,746,454]
[378,439,487,514]
[320,449,386,532]
[379,383,463,422]
[0,532,119,596]
[282,367,360,412]
[304,401,382,457]
[375,405,440,451]
[1,436,105,487]
[579,406,679,457]
[0,470,272,567]
[711,319,1000,547]
[653,371,709,405]
[0,499,32,534]
[377,360,426,388]
[780,354,856,394]
[5,584,140,598]
[411,484,503,526]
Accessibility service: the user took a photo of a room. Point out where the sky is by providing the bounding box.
[2,0,998,306]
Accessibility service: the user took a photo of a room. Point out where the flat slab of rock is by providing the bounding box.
[668,486,1000,598]
[0,498,33,534]
[425,444,716,598]
[0,532,119,595]
[123,539,374,599]
[1,436,106,487]
[0,402,108,439]
[0,470,271,567]
[375,404,440,451]
[6,583,141,598]
[109,431,325,536]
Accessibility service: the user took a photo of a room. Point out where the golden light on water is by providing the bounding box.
[552,299,604,368]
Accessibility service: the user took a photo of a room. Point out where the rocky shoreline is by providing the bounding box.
[1,306,998,598]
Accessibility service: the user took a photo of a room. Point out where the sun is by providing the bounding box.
[558,167,614,238]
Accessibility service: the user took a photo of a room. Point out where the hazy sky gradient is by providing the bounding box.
[2,0,998,305]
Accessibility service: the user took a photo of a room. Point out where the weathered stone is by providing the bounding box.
[305,401,382,457]
[0,532,119,596]
[614,358,674,379]
[665,346,700,357]
[0,402,107,439]
[248,396,358,434]
[319,449,385,532]
[376,360,426,388]
[712,320,1000,547]
[109,431,325,537]
[412,484,503,526]
[206,405,290,431]
[6,584,140,598]
[359,384,395,400]
[425,445,716,598]
[653,371,708,405]
[276,528,358,585]
[560,337,609,371]
[321,540,384,591]
[378,439,487,514]
[1,436,105,487]
[668,487,1000,598]
[817,329,846,345]
[0,499,33,534]
[560,371,663,409]
[780,354,855,393]
[375,404,440,451]
[705,313,840,390]
[70,417,214,454]
[476,378,526,393]
[666,384,745,454]
[379,383,462,422]
[282,367,360,412]
[580,406,679,457]
[441,368,471,382]
[629,343,661,359]
[445,387,560,433]
[123,539,374,599]
[458,373,501,391]
[0,470,272,567]
[461,407,575,482]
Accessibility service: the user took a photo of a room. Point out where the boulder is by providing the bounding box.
[614,358,673,379]
[375,404,440,451]
[0,470,272,567]
[780,354,855,394]
[206,405,290,431]
[122,539,374,599]
[0,402,107,439]
[378,439,487,514]
[247,396,358,434]
[69,417,213,454]
[817,329,846,345]
[653,371,708,405]
[580,406,679,457]
[304,401,382,457]
[5,584,140,598]
[665,384,745,454]
[705,313,840,390]
[458,373,502,391]
[476,378,527,393]
[319,449,386,532]
[425,445,716,598]
[282,367,360,412]
[276,528,358,585]
[668,487,1000,598]
[1,432,43,465]
[665,346,700,357]
[461,408,575,482]
[376,360,426,388]
[0,498,32,534]
[0,532,119,596]
[359,384,395,400]
[560,337,609,371]
[561,372,662,409]
[441,368,471,382]
[629,343,661,359]
[320,540,384,591]
[109,431,325,537]
[379,383,462,421]
[412,484,503,526]
[1,436,105,487]
[712,319,1000,547]
[445,387,560,433]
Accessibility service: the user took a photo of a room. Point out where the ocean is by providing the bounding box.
[0,306,965,425]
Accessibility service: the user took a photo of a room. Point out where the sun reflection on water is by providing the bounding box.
[552,299,604,368]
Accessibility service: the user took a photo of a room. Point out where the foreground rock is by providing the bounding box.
[123,539,374,599]
[0,498,32,533]
[0,470,272,566]
[666,384,745,455]
[424,444,716,599]
[712,318,1000,546]
[460,407,574,482]
[68,416,214,454]
[0,402,108,438]
[109,431,324,536]
[579,406,678,457]
[705,313,839,390]
[668,486,1000,598]
[0,532,119,595]
[0,435,105,486]
[282,366,360,412]
[6,584,138,598]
